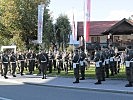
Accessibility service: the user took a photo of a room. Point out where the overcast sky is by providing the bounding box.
[48,0,133,22]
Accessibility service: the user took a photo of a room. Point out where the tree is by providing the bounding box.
[0,0,54,50]
[0,0,20,46]
[14,0,54,50]
[55,14,71,51]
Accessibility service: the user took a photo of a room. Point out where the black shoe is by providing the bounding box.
[80,78,85,80]
[125,84,133,87]
[13,75,16,77]
[4,76,8,79]
[94,81,101,85]
[42,77,47,79]
[21,73,24,76]
[42,77,44,79]
[73,81,79,83]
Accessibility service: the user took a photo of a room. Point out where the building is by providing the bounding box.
[77,18,133,50]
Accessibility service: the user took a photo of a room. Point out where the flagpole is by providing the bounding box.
[84,0,90,54]
[72,9,75,52]
[84,0,87,53]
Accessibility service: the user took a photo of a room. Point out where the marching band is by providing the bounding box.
[0,46,132,87]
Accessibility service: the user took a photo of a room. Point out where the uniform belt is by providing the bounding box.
[19,60,25,61]
[27,59,35,60]
[3,62,8,63]
[95,61,101,67]
[73,63,79,64]
[41,61,46,62]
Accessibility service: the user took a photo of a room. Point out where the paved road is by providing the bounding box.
[0,81,133,100]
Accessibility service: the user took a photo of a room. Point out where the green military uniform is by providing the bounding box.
[104,49,110,78]
[72,50,80,83]
[79,51,86,80]
[109,48,115,76]
[100,48,106,81]
[27,50,36,74]
[38,51,49,79]
[125,47,133,87]
[0,53,3,76]
[94,48,102,84]
[18,52,25,76]
[10,52,17,77]
[2,51,9,79]
[48,52,54,73]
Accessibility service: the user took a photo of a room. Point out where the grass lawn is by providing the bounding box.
[25,64,127,79]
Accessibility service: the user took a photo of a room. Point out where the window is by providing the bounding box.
[114,36,119,42]
[91,36,100,43]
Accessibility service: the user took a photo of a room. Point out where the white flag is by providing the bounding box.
[38,4,45,44]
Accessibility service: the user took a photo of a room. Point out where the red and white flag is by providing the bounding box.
[84,0,90,42]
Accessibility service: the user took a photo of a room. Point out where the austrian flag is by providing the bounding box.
[84,0,90,42]
[72,13,76,40]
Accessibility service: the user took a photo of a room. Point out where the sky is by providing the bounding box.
[48,0,133,23]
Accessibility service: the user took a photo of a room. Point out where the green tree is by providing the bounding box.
[14,0,52,50]
[55,14,71,51]
[0,0,20,46]
[43,18,54,50]
[0,0,55,51]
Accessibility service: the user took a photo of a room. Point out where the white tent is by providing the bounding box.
[1,45,16,53]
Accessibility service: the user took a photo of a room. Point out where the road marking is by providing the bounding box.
[0,97,13,100]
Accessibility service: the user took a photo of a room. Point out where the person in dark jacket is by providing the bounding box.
[93,47,102,84]
[18,51,25,76]
[109,45,115,76]
[79,50,86,80]
[27,50,36,74]
[0,52,3,76]
[2,51,9,79]
[125,46,133,87]
[10,52,17,77]
[38,50,49,79]
[72,49,80,83]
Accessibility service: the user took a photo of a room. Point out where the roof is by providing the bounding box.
[77,21,117,38]
[102,18,133,35]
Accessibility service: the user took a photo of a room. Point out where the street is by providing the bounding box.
[0,81,133,100]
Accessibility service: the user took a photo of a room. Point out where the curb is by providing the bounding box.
[0,76,132,95]
[23,82,133,95]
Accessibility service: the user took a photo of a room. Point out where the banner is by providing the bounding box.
[72,13,76,40]
[84,0,90,42]
[38,4,45,44]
